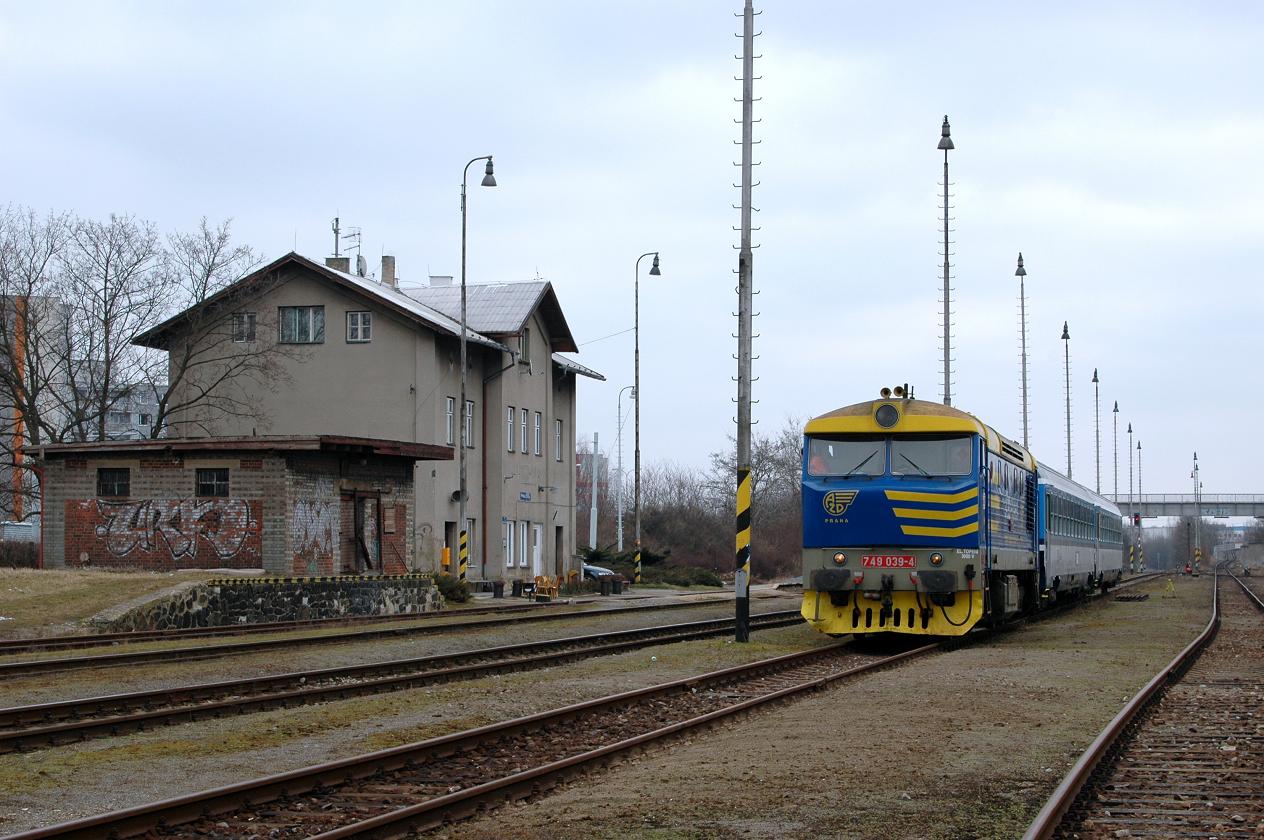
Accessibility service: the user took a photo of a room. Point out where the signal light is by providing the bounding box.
[1133,513,1141,526]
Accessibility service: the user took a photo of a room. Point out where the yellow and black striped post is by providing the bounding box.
[1138,541,1145,572]
[634,542,642,585]
[458,530,469,583]
[735,467,752,642]
[1128,543,1135,574]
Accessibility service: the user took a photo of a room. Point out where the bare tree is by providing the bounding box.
[0,207,71,516]
[57,213,172,442]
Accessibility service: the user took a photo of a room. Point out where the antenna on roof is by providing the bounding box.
[341,226,362,261]
[331,217,340,256]
[356,254,368,277]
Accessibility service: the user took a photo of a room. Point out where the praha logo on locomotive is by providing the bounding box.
[822,490,858,516]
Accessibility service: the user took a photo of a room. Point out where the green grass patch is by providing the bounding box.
[0,568,219,635]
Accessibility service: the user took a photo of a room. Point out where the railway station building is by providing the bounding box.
[35,252,604,582]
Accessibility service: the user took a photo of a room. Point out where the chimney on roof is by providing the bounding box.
[429,275,453,287]
[381,255,397,289]
[326,256,351,273]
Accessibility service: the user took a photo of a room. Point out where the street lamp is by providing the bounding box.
[1092,368,1100,494]
[1112,401,1119,500]
[1192,451,1201,566]
[633,251,660,586]
[458,154,496,582]
[1061,321,1072,477]
[939,116,955,407]
[1136,439,1143,570]
[1015,253,1030,448]
[616,384,635,552]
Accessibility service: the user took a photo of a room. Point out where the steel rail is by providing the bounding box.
[0,596,756,677]
[1022,569,1227,840]
[4,640,938,840]
[0,611,802,753]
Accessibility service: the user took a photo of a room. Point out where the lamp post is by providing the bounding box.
[458,155,496,582]
[1092,369,1100,494]
[939,116,955,406]
[634,252,660,586]
[1192,451,1201,566]
[615,384,634,552]
[1016,253,1030,447]
[1112,401,1119,500]
[1061,321,1072,477]
[1127,422,1134,571]
[1136,439,1143,570]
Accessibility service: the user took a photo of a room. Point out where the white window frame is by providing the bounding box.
[504,520,515,568]
[444,397,455,446]
[463,400,474,448]
[533,411,542,456]
[346,311,373,343]
[278,305,325,344]
[518,328,530,364]
[520,408,528,454]
[554,419,562,462]
[231,311,256,343]
[506,406,515,452]
[518,520,529,567]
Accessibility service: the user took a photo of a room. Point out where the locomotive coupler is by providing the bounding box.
[879,574,894,621]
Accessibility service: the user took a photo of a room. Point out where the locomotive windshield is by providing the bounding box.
[890,434,973,476]
[807,435,885,476]
[807,434,974,477]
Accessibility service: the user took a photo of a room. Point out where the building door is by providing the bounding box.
[532,524,543,577]
[339,491,381,575]
[443,520,456,575]
[555,525,564,577]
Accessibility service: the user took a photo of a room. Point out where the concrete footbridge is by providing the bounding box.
[1109,494,1264,518]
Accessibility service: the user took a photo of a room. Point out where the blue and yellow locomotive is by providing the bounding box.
[801,389,1123,637]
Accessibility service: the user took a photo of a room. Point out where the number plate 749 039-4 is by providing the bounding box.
[861,555,917,568]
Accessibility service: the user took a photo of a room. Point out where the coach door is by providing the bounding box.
[339,491,382,575]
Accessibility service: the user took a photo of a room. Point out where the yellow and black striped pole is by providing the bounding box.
[1138,541,1145,572]
[458,530,469,583]
[1128,543,1135,574]
[735,467,752,642]
[634,542,642,584]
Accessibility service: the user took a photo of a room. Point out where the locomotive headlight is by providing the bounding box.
[875,404,899,428]
[929,553,944,566]
[832,552,847,566]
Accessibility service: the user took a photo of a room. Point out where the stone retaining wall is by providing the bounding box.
[104,574,441,631]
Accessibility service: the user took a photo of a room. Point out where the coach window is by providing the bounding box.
[196,468,230,498]
[97,468,130,497]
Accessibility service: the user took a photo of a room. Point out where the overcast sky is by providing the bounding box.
[3,1,1261,494]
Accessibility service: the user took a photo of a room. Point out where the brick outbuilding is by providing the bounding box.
[33,436,450,575]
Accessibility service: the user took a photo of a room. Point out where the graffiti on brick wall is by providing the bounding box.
[68,499,262,568]
[292,478,336,574]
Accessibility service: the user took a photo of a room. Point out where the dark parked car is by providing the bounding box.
[582,563,614,580]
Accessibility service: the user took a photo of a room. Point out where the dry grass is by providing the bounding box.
[0,568,218,637]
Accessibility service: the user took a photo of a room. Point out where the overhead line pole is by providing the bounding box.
[734,0,758,642]
[939,117,955,406]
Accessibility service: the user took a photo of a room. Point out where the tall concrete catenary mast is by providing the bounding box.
[733,0,760,642]
[939,117,955,406]
[1092,368,1100,493]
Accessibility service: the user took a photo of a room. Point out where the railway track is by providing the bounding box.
[0,601,561,655]
[0,596,757,677]
[0,610,804,754]
[5,637,938,840]
[1025,569,1264,839]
